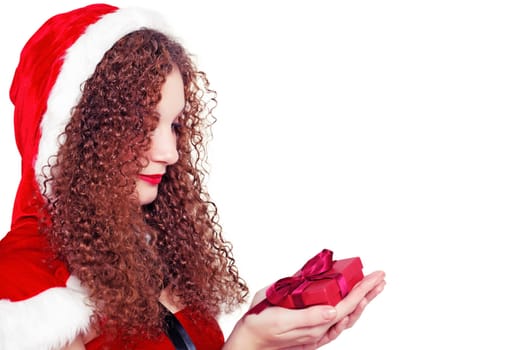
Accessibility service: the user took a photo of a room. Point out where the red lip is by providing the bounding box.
[139,174,163,185]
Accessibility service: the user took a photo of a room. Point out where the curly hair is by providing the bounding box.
[43,29,248,340]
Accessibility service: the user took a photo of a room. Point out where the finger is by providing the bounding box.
[335,270,385,316]
[316,316,350,347]
[354,271,386,298]
[345,297,368,328]
[363,279,386,304]
[327,316,349,341]
[345,279,386,329]
[274,325,328,349]
[270,304,337,334]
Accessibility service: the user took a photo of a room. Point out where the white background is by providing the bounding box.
[1,1,524,349]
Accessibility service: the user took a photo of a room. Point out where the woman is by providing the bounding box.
[0,3,385,349]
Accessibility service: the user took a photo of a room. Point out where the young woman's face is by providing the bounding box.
[136,68,185,205]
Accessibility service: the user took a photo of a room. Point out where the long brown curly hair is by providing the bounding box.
[43,29,248,339]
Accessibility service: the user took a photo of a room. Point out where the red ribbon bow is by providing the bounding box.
[246,249,349,315]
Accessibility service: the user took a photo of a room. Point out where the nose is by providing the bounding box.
[149,128,179,165]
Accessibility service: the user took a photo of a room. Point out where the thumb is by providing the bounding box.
[272,304,337,331]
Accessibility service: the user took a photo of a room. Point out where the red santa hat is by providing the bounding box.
[11,3,173,225]
[0,4,174,349]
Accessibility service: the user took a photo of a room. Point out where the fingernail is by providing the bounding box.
[323,307,337,320]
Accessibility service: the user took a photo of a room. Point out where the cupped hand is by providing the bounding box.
[314,270,386,348]
[223,270,386,350]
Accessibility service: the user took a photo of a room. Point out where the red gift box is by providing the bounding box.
[246,249,364,315]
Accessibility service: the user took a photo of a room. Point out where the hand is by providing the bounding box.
[315,270,386,348]
[223,270,386,350]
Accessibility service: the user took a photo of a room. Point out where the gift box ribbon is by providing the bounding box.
[245,249,350,315]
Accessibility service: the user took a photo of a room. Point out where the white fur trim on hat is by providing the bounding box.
[35,7,174,196]
[0,276,93,350]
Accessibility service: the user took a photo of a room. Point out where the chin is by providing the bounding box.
[136,182,159,205]
[138,191,159,206]
[139,196,157,206]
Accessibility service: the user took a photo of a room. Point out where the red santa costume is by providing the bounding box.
[0,4,224,350]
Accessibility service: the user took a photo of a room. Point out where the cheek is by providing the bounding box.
[141,151,153,167]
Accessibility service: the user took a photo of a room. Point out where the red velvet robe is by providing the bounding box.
[0,220,225,350]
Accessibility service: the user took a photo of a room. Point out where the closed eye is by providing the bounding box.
[171,121,182,134]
